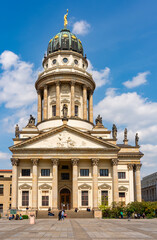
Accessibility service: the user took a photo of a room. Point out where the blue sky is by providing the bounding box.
[0,0,157,177]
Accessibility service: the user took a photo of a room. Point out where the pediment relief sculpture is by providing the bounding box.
[98,183,111,190]
[57,132,76,148]
[78,183,91,190]
[118,186,128,192]
[39,183,52,190]
[19,184,32,190]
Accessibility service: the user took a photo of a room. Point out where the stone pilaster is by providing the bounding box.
[56,82,60,117]
[51,159,59,209]
[43,85,48,120]
[89,90,93,123]
[112,159,119,203]
[83,85,87,120]
[11,158,19,209]
[135,164,142,202]
[31,159,39,210]
[71,82,75,117]
[133,166,136,201]
[127,164,134,202]
[37,90,42,123]
[92,158,99,209]
[71,158,79,209]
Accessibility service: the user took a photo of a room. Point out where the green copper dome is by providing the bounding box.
[47,28,84,56]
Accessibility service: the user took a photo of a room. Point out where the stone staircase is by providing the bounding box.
[37,210,94,219]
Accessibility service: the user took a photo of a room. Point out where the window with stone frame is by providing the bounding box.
[52,105,56,117]
[41,169,50,176]
[80,169,89,177]
[101,191,108,205]
[42,191,49,206]
[119,192,125,205]
[100,169,109,177]
[82,191,88,206]
[22,169,30,176]
[75,105,78,117]
[22,191,29,206]
[0,204,3,212]
[10,184,12,196]
[0,184,4,195]
[118,172,126,179]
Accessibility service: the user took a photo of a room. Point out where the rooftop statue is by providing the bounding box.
[95,114,102,125]
[112,124,117,139]
[135,133,139,146]
[26,115,35,127]
[15,124,19,138]
[64,9,68,28]
[124,128,127,140]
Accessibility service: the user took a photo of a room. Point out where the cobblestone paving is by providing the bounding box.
[0,218,157,239]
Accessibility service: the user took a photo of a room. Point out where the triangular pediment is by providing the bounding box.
[119,186,128,192]
[19,183,32,190]
[39,183,52,190]
[78,183,91,190]
[10,125,119,151]
[98,183,111,190]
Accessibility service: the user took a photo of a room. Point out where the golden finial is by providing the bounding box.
[64,9,68,28]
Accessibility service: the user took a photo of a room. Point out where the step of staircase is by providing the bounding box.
[36,210,94,219]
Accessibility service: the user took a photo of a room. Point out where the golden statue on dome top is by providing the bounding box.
[64,9,68,28]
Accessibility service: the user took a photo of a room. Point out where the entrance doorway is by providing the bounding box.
[60,188,71,210]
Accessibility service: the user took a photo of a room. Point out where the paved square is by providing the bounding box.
[0,218,157,239]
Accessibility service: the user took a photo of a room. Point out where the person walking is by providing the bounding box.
[120,211,123,219]
[58,211,61,221]
[127,211,131,221]
[61,210,64,220]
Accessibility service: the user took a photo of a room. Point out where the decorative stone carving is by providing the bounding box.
[78,183,91,190]
[135,164,142,171]
[11,158,19,166]
[119,186,128,192]
[74,100,81,106]
[61,99,70,104]
[112,124,117,139]
[57,132,76,148]
[39,183,52,190]
[19,183,32,190]
[50,100,56,105]
[95,115,102,125]
[31,159,39,166]
[51,159,59,166]
[111,159,119,166]
[135,133,139,146]
[91,158,99,166]
[127,164,134,170]
[15,124,19,138]
[62,104,68,118]
[26,115,35,127]
[98,183,111,190]
[71,158,79,166]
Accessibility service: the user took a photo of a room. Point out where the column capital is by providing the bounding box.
[71,81,76,86]
[55,81,60,86]
[91,158,99,166]
[51,159,59,166]
[83,84,87,89]
[112,159,119,166]
[127,164,134,170]
[71,158,79,166]
[31,159,39,166]
[44,85,48,89]
[37,89,41,94]
[11,158,19,166]
[135,164,142,171]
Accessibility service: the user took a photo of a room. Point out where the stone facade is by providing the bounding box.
[9,25,143,214]
[141,172,157,201]
[0,170,12,214]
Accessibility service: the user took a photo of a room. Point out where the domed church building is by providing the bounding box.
[9,12,143,217]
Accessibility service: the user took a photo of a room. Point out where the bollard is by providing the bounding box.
[29,214,35,224]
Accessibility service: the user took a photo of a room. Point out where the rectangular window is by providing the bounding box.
[0,185,4,195]
[101,191,108,205]
[119,192,125,198]
[80,169,89,177]
[9,204,11,209]
[42,196,49,206]
[61,173,69,180]
[82,191,88,206]
[10,184,12,196]
[0,204,3,212]
[0,175,4,178]
[41,169,50,176]
[22,169,30,176]
[52,105,56,117]
[100,169,109,177]
[119,192,125,205]
[22,191,29,206]
[118,172,126,179]
[75,105,78,117]
[62,165,69,169]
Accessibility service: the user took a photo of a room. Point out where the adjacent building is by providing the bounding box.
[0,170,12,214]
[142,172,157,201]
[9,16,143,215]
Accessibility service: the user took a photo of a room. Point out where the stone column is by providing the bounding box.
[71,158,79,209]
[56,82,60,117]
[88,90,93,123]
[92,158,99,209]
[11,159,19,209]
[37,90,42,123]
[71,82,75,117]
[112,159,119,203]
[31,159,39,210]
[83,85,87,120]
[51,159,59,209]
[133,166,136,201]
[135,164,142,202]
[127,164,134,202]
[43,85,48,120]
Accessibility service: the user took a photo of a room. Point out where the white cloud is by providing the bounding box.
[87,60,110,87]
[72,20,90,35]
[0,50,37,109]
[0,152,11,160]
[123,71,150,88]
